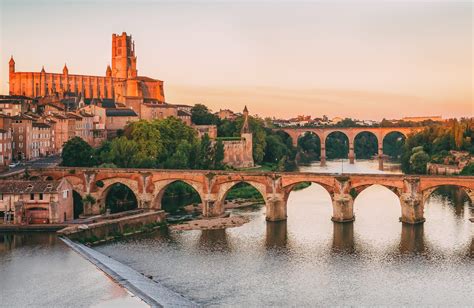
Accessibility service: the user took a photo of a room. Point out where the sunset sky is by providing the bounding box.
[0,0,472,120]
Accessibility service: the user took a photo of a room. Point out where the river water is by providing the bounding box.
[0,232,147,307]
[94,160,474,306]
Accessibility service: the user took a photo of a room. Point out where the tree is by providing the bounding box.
[409,148,430,174]
[61,137,96,167]
[460,163,474,175]
[265,134,289,163]
[214,139,225,169]
[198,134,214,169]
[191,104,219,125]
[109,137,139,168]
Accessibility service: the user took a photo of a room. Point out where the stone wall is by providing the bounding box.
[59,210,166,242]
[222,137,254,168]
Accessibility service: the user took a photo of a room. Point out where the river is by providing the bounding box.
[92,159,473,306]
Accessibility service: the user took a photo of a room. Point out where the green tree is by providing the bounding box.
[198,134,214,169]
[191,104,219,125]
[460,163,474,175]
[214,139,225,169]
[61,137,96,167]
[109,137,139,168]
[264,134,288,163]
[409,148,430,174]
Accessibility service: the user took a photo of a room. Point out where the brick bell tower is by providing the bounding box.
[111,32,138,79]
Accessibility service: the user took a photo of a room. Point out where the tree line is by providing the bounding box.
[400,118,473,174]
[62,117,225,170]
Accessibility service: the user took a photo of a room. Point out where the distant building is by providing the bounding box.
[0,179,73,225]
[105,108,139,138]
[31,122,53,158]
[0,95,34,116]
[0,115,12,169]
[331,117,343,124]
[11,114,35,160]
[402,116,443,123]
[217,109,238,121]
[193,125,218,139]
[288,115,311,126]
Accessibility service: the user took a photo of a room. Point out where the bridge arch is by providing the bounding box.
[152,179,205,211]
[297,132,322,162]
[351,183,401,199]
[72,190,84,219]
[353,131,379,160]
[98,178,140,212]
[422,184,473,205]
[382,131,407,158]
[215,180,268,215]
[283,180,333,198]
[324,131,349,159]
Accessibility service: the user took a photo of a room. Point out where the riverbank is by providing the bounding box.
[61,237,197,307]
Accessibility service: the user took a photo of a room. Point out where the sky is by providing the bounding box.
[0,0,472,120]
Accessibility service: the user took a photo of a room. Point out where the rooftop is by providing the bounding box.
[105,108,138,117]
[0,180,63,194]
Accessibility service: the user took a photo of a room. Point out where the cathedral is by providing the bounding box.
[8,32,165,104]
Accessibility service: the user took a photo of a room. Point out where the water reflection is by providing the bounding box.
[0,232,58,252]
[332,221,354,254]
[399,224,425,255]
[198,229,230,252]
[265,221,288,249]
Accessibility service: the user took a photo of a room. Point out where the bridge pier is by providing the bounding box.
[400,178,425,224]
[320,143,326,166]
[400,194,425,224]
[266,196,287,222]
[349,146,355,164]
[331,193,355,223]
[202,198,223,217]
[378,148,384,171]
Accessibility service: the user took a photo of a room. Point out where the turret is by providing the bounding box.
[241,105,251,134]
[41,66,46,74]
[240,105,254,167]
[9,56,15,74]
[63,63,68,75]
[106,65,112,77]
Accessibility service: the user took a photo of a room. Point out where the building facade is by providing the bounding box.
[0,179,73,224]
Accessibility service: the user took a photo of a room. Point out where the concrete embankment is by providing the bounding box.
[61,237,198,307]
[59,210,166,243]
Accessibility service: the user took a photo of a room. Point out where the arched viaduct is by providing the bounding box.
[28,167,474,225]
[277,127,423,168]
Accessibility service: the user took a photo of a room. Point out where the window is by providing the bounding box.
[63,190,68,199]
[39,193,43,200]
[30,193,34,200]
[0,193,3,200]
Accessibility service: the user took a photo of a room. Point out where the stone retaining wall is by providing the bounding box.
[59,210,165,242]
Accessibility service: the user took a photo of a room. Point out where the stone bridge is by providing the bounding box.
[277,127,423,168]
[28,167,473,224]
